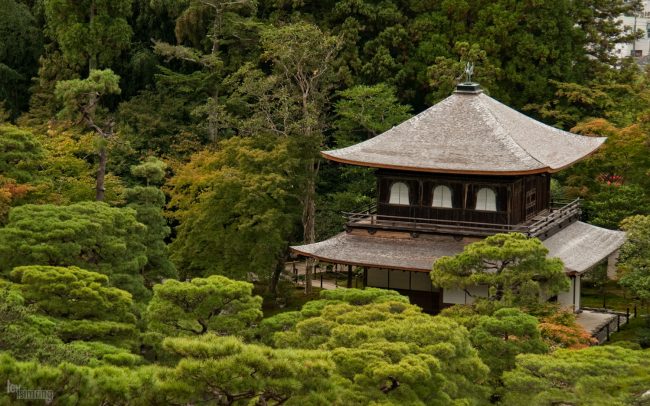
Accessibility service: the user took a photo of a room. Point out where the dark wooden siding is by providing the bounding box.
[376,170,551,226]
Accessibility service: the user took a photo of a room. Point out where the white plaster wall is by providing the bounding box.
[411,272,433,292]
[443,288,466,304]
[443,285,488,305]
[557,276,581,312]
[367,268,388,288]
[557,277,574,309]
[388,270,410,290]
[575,275,581,310]
[366,269,435,292]
[607,250,620,280]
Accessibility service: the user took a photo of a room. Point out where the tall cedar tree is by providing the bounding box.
[260,22,340,293]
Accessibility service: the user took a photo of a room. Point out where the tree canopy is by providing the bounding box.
[168,136,300,285]
[502,346,650,405]
[431,233,569,307]
[0,202,149,298]
[618,215,650,300]
[146,275,263,337]
[271,297,490,405]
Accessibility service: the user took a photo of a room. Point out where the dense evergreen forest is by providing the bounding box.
[1,0,650,404]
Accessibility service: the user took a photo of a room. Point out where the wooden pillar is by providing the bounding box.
[347,264,353,288]
[363,267,368,289]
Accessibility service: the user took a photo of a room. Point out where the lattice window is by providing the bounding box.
[526,188,537,219]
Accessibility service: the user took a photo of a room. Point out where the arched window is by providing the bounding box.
[389,182,410,205]
[432,185,453,208]
[475,188,497,211]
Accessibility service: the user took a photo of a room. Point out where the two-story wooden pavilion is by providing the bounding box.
[291,83,626,313]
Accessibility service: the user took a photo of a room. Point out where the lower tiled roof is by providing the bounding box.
[291,222,626,275]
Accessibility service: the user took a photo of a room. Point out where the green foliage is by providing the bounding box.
[7,266,139,351]
[0,125,44,222]
[54,69,122,121]
[502,346,650,405]
[34,127,127,205]
[309,0,634,108]
[0,124,43,183]
[126,157,176,286]
[273,299,490,405]
[125,186,176,285]
[333,84,411,145]
[0,0,42,116]
[158,334,341,405]
[319,287,409,305]
[0,283,30,336]
[0,202,149,298]
[619,215,650,301]
[0,284,133,366]
[573,117,650,191]
[583,185,650,229]
[53,69,124,202]
[432,233,569,306]
[527,81,619,129]
[45,0,133,70]
[130,156,166,186]
[259,288,412,341]
[146,275,263,337]
[317,84,411,239]
[65,341,143,367]
[168,136,300,281]
[469,308,548,381]
[0,353,161,405]
[258,22,341,286]
[116,79,206,158]
[10,266,135,323]
[55,320,137,344]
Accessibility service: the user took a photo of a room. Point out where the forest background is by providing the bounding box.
[1,0,650,404]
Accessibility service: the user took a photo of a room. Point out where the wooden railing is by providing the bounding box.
[526,199,581,237]
[344,199,581,238]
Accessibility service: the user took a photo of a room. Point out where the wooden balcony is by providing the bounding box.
[344,199,581,239]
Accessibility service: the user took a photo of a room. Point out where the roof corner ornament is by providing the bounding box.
[464,62,474,84]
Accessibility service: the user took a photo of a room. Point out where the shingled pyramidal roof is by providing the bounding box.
[323,86,605,174]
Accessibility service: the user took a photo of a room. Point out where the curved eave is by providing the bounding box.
[321,136,605,175]
[320,151,549,175]
[290,246,430,273]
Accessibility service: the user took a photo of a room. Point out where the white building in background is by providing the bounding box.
[617,1,650,58]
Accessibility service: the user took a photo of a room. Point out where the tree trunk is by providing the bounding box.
[302,165,316,294]
[269,259,284,294]
[89,0,97,73]
[96,144,107,201]
[494,285,504,302]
